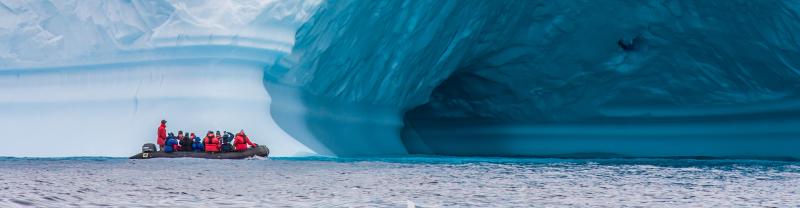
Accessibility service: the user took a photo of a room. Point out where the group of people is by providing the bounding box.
[156,120,258,153]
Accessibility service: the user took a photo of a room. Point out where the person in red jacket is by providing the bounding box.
[234,130,258,151]
[157,120,167,151]
[203,131,220,153]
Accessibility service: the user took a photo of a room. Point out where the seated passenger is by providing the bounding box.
[176,131,184,151]
[234,130,258,152]
[220,131,235,152]
[203,131,220,153]
[180,132,193,151]
[191,133,204,152]
[164,133,180,153]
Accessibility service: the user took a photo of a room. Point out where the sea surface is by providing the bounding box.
[0,156,798,207]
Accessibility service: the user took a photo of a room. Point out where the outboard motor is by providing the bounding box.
[142,143,157,153]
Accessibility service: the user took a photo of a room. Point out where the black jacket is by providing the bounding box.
[180,136,193,151]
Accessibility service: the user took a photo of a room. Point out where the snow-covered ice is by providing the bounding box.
[0,0,321,157]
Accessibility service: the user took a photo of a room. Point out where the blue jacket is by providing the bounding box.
[164,137,180,153]
[192,136,204,151]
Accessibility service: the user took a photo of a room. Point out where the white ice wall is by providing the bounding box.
[0,0,322,157]
[0,60,313,156]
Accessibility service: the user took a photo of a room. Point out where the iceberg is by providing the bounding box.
[269,0,800,158]
[2,0,800,159]
[0,0,321,157]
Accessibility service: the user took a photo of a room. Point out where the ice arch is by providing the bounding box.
[1,0,799,158]
[270,0,800,158]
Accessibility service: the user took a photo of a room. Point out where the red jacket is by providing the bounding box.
[157,124,167,146]
[204,133,220,152]
[234,131,256,151]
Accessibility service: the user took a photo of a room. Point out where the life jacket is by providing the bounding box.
[204,133,220,152]
[234,131,254,151]
[234,135,247,151]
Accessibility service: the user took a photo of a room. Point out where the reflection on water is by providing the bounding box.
[0,157,798,207]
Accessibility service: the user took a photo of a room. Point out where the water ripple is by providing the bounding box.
[0,157,797,207]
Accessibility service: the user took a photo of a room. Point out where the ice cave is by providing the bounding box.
[1,0,799,159]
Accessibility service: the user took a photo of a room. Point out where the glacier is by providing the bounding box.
[2,0,800,158]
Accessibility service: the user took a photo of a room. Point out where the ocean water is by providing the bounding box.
[0,157,798,207]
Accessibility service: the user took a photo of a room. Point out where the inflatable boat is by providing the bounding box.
[130,144,269,159]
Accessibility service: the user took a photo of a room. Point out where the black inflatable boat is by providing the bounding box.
[130,144,269,159]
